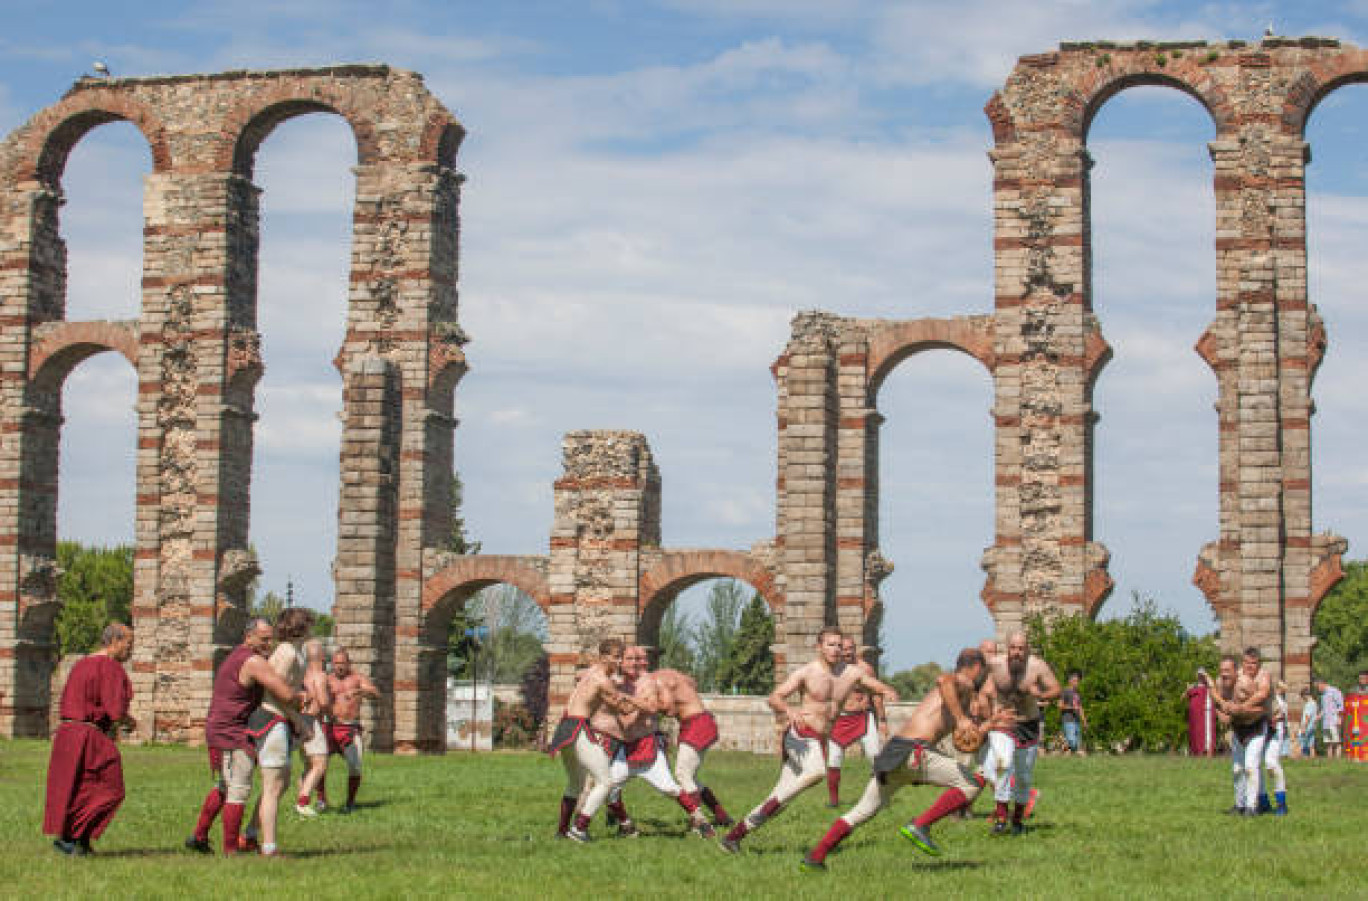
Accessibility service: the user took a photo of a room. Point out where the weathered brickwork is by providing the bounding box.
[6,37,1361,750]
[0,67,464,747]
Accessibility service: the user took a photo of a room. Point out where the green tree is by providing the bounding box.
[692,580,747,692]
[54,541,134,656]
[1313,559,1368,688]
[312,613,334,638]
[1028,593,1219,752]
[251,590,286,624]
[452,584,546,682]
[657,603,696,675]
[715,593,773,694]
[448,470,482,555]
[887,662,943,701]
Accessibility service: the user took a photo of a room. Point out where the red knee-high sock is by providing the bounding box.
[726,797,781,843]
[608,799,632,822]
[347,775,361,807]
[194,787,225,842]
[700,786,730,822]
[557,795,576,834]
[573,813,592,833]
[914,788,970,829]
[809,818,853,863]
[222,802,245,855]
[994,800,1009,822]
[677,792,701,814]
[826,767,842,804]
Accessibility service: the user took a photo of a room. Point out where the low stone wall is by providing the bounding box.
[703,693,924,756]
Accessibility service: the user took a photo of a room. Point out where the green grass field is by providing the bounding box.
[0,740,1362,899]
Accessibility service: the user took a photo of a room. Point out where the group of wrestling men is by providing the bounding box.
[43,614,380,857]
[184,612,380,856]
[548,627,1061,870]
[1200,646,1290,816]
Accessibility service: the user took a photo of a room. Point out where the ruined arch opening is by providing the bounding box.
[47,118,150,321]
[873,348,993,671]
[247,112,355,620]
[1086,85,1217,629]
[421,581,549,750]
[1304,85,1368,681]
[642,577,776,695]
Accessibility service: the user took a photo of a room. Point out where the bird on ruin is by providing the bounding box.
[92,61,111,78]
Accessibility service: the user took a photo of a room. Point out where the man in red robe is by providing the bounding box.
[43,622,135,856]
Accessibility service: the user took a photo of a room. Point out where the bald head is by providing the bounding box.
[1007,631,1029,673]
[979,638,999,660]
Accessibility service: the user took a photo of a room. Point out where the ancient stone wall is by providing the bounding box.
[0,67,464,746]
[8,37,1364,748]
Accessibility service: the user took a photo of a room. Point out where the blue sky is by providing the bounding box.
[6,1,1368,669]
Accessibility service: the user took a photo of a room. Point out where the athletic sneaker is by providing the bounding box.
[239,835,260,853]
[1011,822,1027,836]
[799,855,827,873]
[183,836,213,854]
[900,824,942,856]
[717,837,741,854]
[295,803,318,818]
[52,838,86,857]
[1023,788,1040,819]
[566,826,592,844]
[991,820,1009,836]
[617,821,640,838]
[693,821,716,839]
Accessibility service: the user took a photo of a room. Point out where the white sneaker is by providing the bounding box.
[295,803,318,818]
[566,826,592,844]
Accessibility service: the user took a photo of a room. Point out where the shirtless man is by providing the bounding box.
[1204,649,1272,816]
[980,631,1059,835]
[719,627,898,853]
[825,639,887,807]
[655,664,732,826]
[294,640,331,816]
[801,647,1016,870]
[546,638,640,842]
[604,646,714,838]
[325,647,380,813]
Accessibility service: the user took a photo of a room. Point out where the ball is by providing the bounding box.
[953,721,984,754]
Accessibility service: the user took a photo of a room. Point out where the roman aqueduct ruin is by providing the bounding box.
[1,37,1361,750]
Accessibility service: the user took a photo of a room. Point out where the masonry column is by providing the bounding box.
[128,170,263,742]
[0,180,63,736]
[340,160,466,753]
[983,80,1110,637]
[772,312,840,672]
[831,323,882,648]
[545,431,658,719]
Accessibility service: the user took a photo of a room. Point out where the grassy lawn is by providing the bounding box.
[0,740,1363,899]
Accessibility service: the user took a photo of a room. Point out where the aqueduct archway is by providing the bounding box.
[3,38,1362,747]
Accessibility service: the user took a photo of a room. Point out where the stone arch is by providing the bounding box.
[407,556,549,752]
[28,321,139,391]
[865,318,996,400]
[637,550,782,648]
[219,92,378,178]
[1285,49,1368,137]
[1074,63,1231,142]
[14,91,170,187]
[422,555,551,640]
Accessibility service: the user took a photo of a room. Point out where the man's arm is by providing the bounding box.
[935,673,971,726]
[767,667,808,726]
[356,674,380,700]
[1235,672,1271,715]
[854,669,899,705]
[1031,660,1062,703]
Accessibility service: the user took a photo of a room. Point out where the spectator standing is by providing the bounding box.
[1297,687,1318,759]
[1058,671,1086,756]
[1317,679,1344,760]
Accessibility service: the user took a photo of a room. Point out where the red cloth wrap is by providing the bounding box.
[625,733,659,767]
[830,711,869,748]
[326,721,361,754]
[678,711,720,752]
[43,655,131,840]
